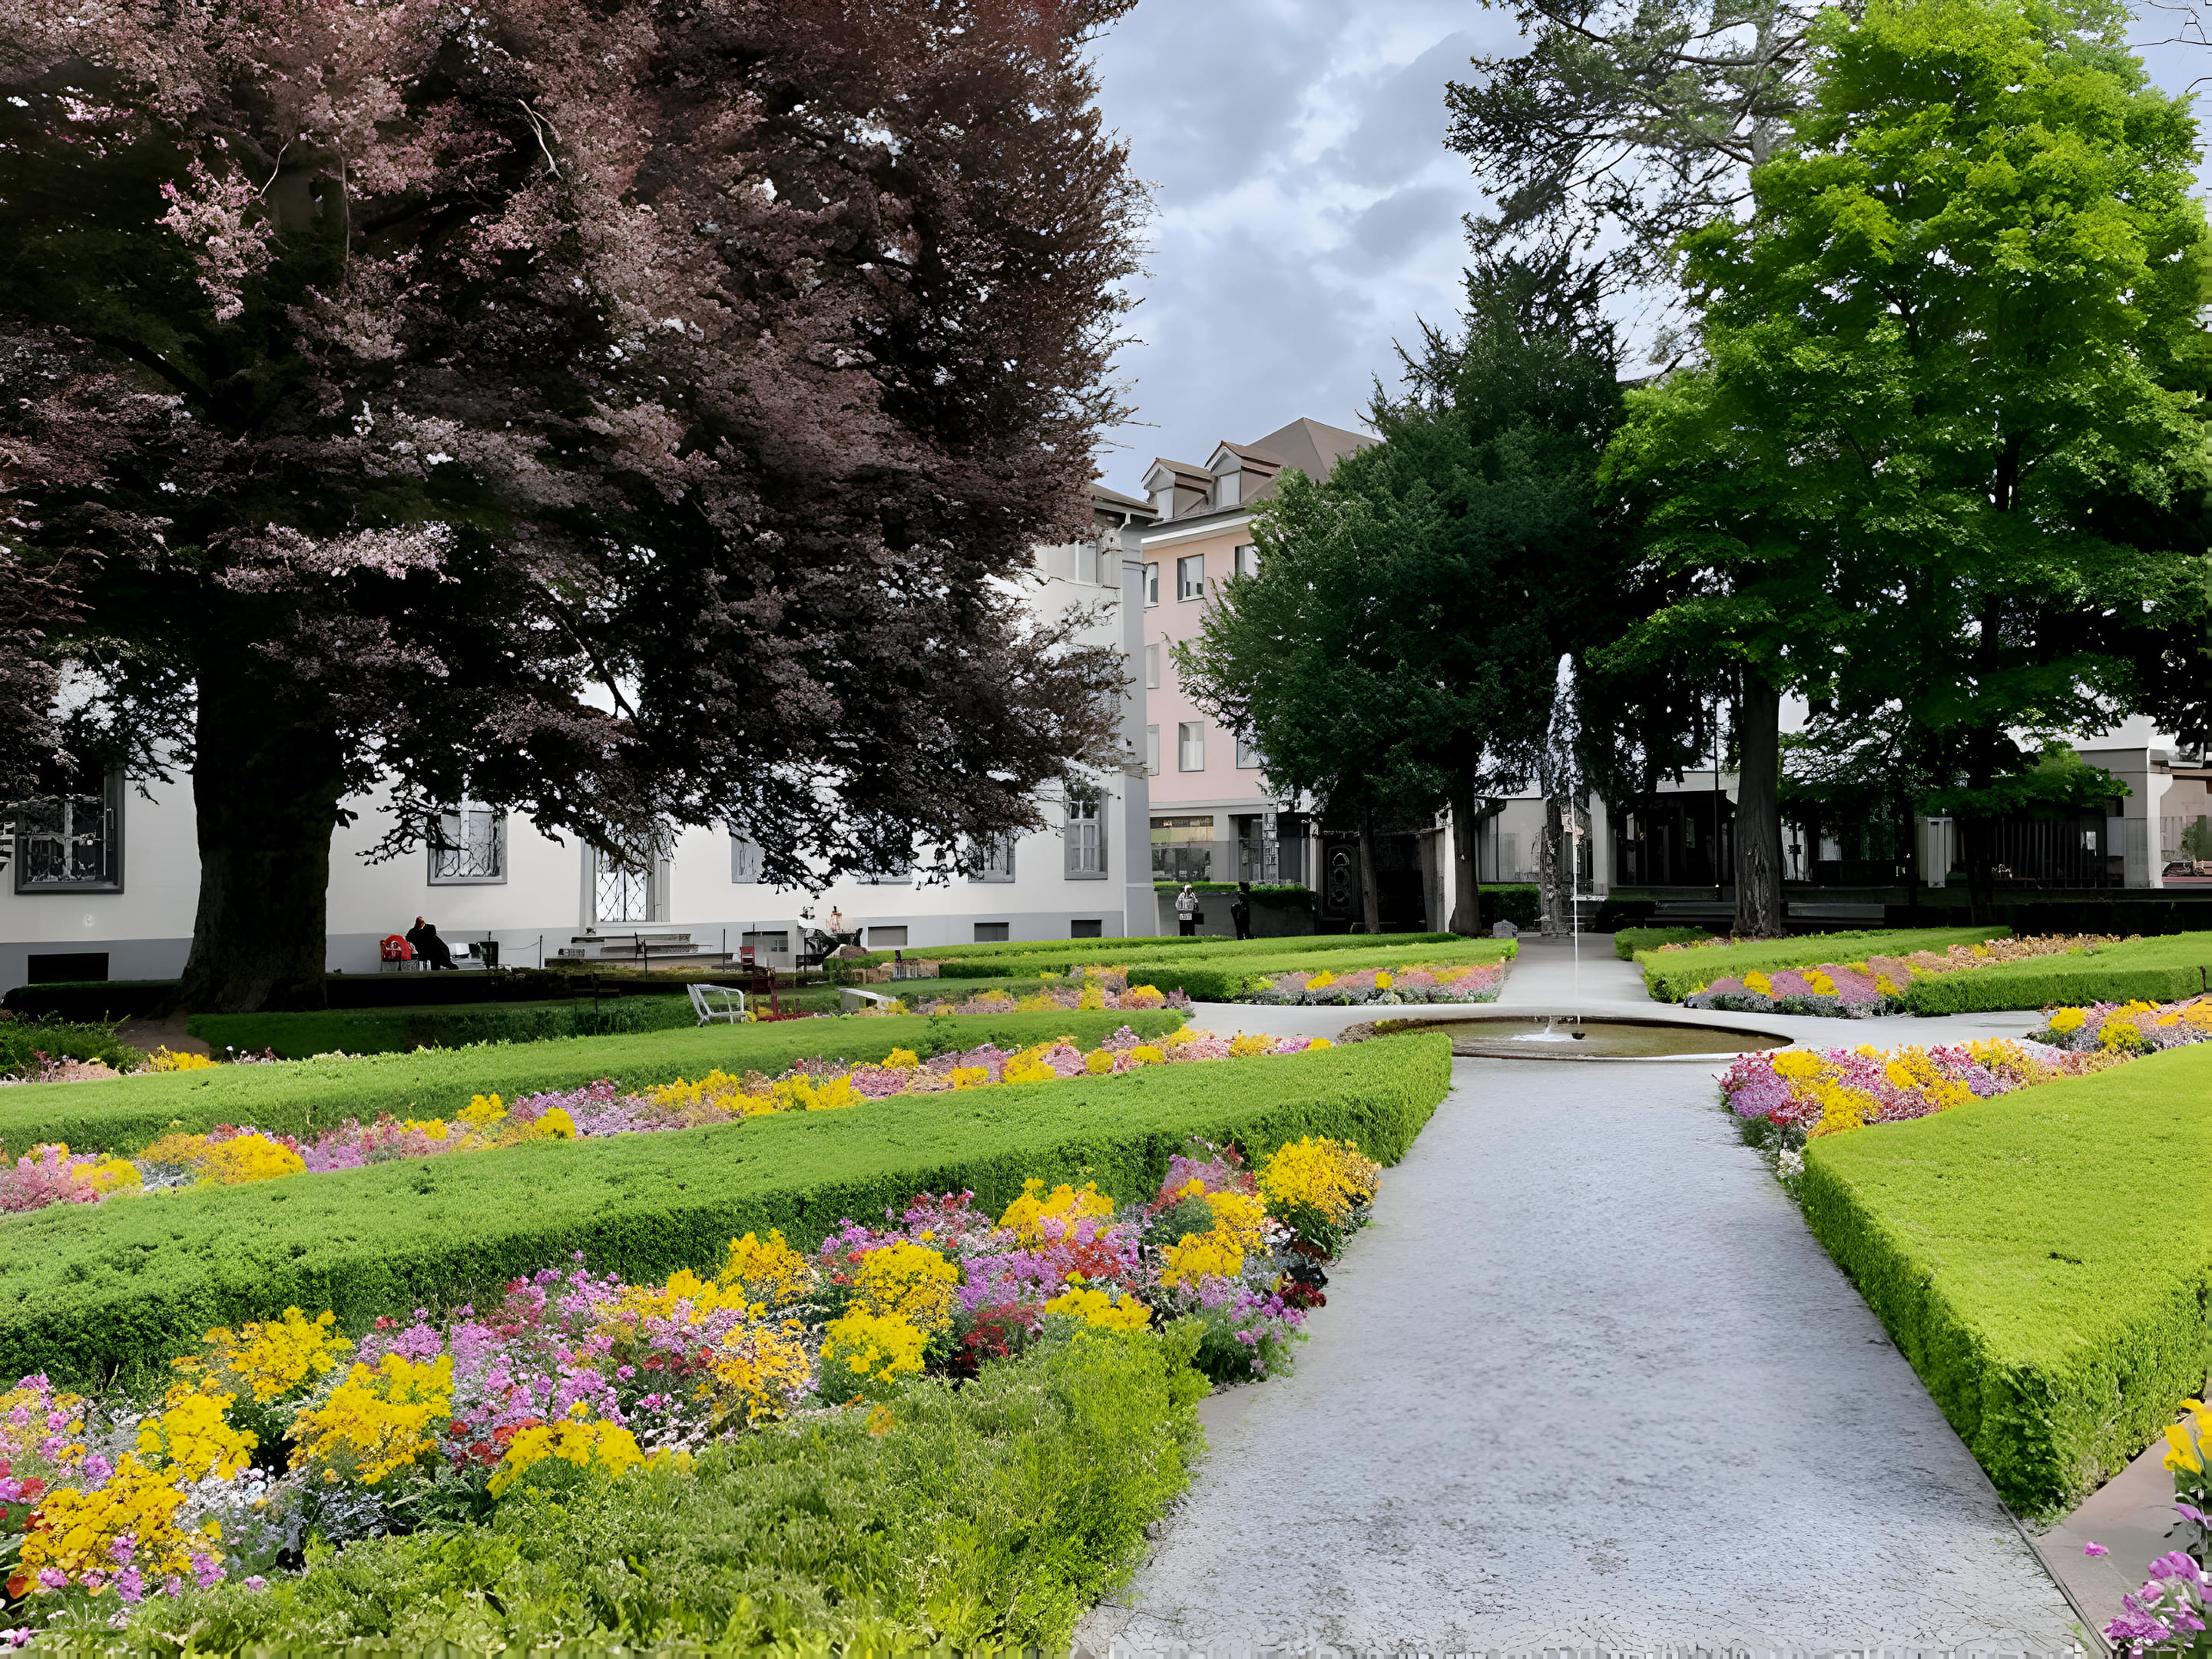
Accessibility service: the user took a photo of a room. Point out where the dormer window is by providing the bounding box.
[1215,470,1240,508]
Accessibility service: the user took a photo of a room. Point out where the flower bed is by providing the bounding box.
[0,1026,1330,1221]
[910,965,1191,1017]
[2028,995,2212,1055]
[0,1135,1381,1645]
[1687,933,2125,1016]
[1247,961,1504,1007]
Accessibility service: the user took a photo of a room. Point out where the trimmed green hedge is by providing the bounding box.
[0,1009,1187,1161]
[1798,1044,2212,1513]
[1899,934,2212,1014]
[1637,926,2008,1002]
[3,967,716,1022]
[1612,925,1712,961]
[189,995,703,1060]
[899,930,1462,969]
[1119,937,1518,1002]
[0,1035,1452,1387]
[133,1329,1205,1654]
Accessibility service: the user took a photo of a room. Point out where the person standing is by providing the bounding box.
[1175,883,1199,936]
[1230,880,1253,941]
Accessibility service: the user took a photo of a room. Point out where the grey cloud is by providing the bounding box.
[1319,31,1488,189]
[1337,181,1467,266]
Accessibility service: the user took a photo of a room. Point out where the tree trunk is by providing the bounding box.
[1733,669,1786,939]
[1449,775,1481,935]
[1356,806,1382,935]
[173,668,346,1012]
[1539,794,1571,936]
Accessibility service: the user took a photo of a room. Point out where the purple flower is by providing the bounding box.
[2085,1541,2110,1556]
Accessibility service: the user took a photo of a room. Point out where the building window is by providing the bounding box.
[1077,539,1103,584]
[969,833,1016,883]
[594,850,654,923]
[1065,787,1106,879]
[1234,544,1260,579]
[1151,813,1215,882]
[1177,554,1205,601]
[730,834,761,882]
[740,929,790,955]
[12,768,124,893]
[1144,561,1159,605]
[1215,470,1240,508]
[1235,730,1263,770]
[974,922,1010,943]
[1178,720,1205,771]
[1145,642,1161,689]
[1146,724,1161,777]
[1070,918,1103,939]
[429,800,505,884]
[867,925,908,948]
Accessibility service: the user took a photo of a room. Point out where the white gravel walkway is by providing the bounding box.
[1080,939,2085,1655]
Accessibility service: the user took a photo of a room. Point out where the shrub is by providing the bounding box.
[1637,926,2007,1002]
[1797,1043,2212,1513]
[1612,926,1713,961]
[1117,939,1516,1004]
[0,1015,144,1077]
[0,1035,1452,1386]
[126,1327,1208,1654]
[1898,935,2212,1014]
[1478,884,1540,930]
[0,1009,1187,1161]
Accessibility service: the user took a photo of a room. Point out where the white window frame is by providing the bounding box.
[1178,720,1205,772]
[1177,554,1205,601]
[1144,642,1161,689]
[429,799,505,885]
[1146,724,1161,777]
[1235,730,1263,770]
[1234,544,1260,579]
[1144,561,1159,605]
[1065,787,1107,879]
[730,833,762,883]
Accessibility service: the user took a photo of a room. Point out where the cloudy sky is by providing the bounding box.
[1083,0,2212,501]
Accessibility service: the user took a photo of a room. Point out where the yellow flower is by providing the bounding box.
[1770,1049,1830,1081]
[1803,969,1838,996]
[145,1046,216,1072]
[882,1048,921,1071]
[1260,1137,1379,1226]
[1084,1048,1116,1075]
[820,1309,926,1383]
[1228,1032,1273,1057]
[193,1132,306,1186]
[1158,1230,1244,1288]
[1000,1048,1059,1086]
[1045,1283,1151,1330]
[459,1092,506,1128]
[707,1325,813,1428]
[2046,1006,2088,1032]
[290,1353,453,1485]
[1124,1045,1164,1066]
[1305,969,1336,990]
[531,1106,577,1139]
[851,1241,959,1333]
[771,1071,866,1112]
[1164,1025,1202,1046]
[78,1157,141,1197]
[947,1065,992,1091]
[866,1402,897,1436]
[1373,970,1394,990]
[1307,1036,1333,1051]
[18,1455,221,1593]
[720,1230,816,1309]
[486,1418,651,1498]
[1743,970,1773,995]
[137,1388,257,1480]
[181,1308,350,1402]
[1122,985,1166,1007]
[1078,981,1107,1011]
[999,1177,1114,1243]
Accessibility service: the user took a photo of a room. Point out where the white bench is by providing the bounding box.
[839,986,900,1015]
[686,982,750,1025]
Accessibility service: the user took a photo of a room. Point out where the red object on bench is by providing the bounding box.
[380,935,415,962]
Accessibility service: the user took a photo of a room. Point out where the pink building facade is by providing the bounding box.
[1137,419,1375,906]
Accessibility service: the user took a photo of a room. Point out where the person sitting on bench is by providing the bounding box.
[406,916,458,971]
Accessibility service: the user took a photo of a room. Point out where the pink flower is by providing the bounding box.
[2085,1541,2109,1556]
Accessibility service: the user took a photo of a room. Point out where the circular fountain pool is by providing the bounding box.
[1357,1014,1790,1061]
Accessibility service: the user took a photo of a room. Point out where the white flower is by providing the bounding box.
[1777,1147,1805,1179]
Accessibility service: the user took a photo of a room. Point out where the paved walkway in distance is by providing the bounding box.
[1074,1052,2085,1655]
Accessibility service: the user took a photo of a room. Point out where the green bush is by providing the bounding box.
[189,995,702,1060]
[0,1008,1187,1161]
[1479,884,1541,930]
[901,930,1462,969]
[2,968,721,1023]
[1612,925,1712,961]
[1637,926,2008,1002]
[0,1035,1452,1386]
[127,1328,1207,1655]
[1899,934,2212,1014]
[0,1015,145,1076]
[1798,1044,2212,1513]
[1120,937,1518,1002]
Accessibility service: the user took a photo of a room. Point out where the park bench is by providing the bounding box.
[685,982,750,1025]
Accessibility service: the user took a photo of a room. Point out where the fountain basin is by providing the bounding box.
[1353,1013,1789,1062]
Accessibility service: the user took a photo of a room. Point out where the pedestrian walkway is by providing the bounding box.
[1074,1056,2085,1655]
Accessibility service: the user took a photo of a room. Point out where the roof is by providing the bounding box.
[1090,481,1154,515]
[1141,416,1378,535]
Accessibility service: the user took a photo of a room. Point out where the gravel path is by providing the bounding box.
[1075,1045,2085,1654]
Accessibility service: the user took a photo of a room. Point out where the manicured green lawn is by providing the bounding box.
[889,931,1462,974]
[0,1008,1187,1158]
[0,1035,1452,1387]
[1118,937,1516,1002]
[1799,1043,2212,1512]
[1636,926,2008,1002]
[1898,932,2212,1013]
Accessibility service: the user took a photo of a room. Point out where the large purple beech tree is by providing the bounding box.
[0,0,1142,1010]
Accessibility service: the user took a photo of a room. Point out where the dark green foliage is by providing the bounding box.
[1479,885,1541,930]
[122,1328,1209,1654]
[1611,926,1711,961]
[1799,1045,2212,1512]
[0,1010,1187,1160]
[0,1015,144,1076]
[906,932,1460,969]
[1898,937,2212,1014]
[2,969,748,1023]
[189,995,702,1060]
[1118,939,1515,1004]
[0,1036,1452,1386]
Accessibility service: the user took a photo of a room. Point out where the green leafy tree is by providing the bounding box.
[1174,280,1625,934]
[1606,0,2212,923]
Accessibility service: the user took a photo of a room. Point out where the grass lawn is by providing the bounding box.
[0,1008,1187,1158]
[1635,926,2008,1002]
[1898,932,2212,1013]
[1799,1043,2212,1512]
[0,1035,1453,1387]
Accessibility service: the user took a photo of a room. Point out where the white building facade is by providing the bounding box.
[1,488,1159,994]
